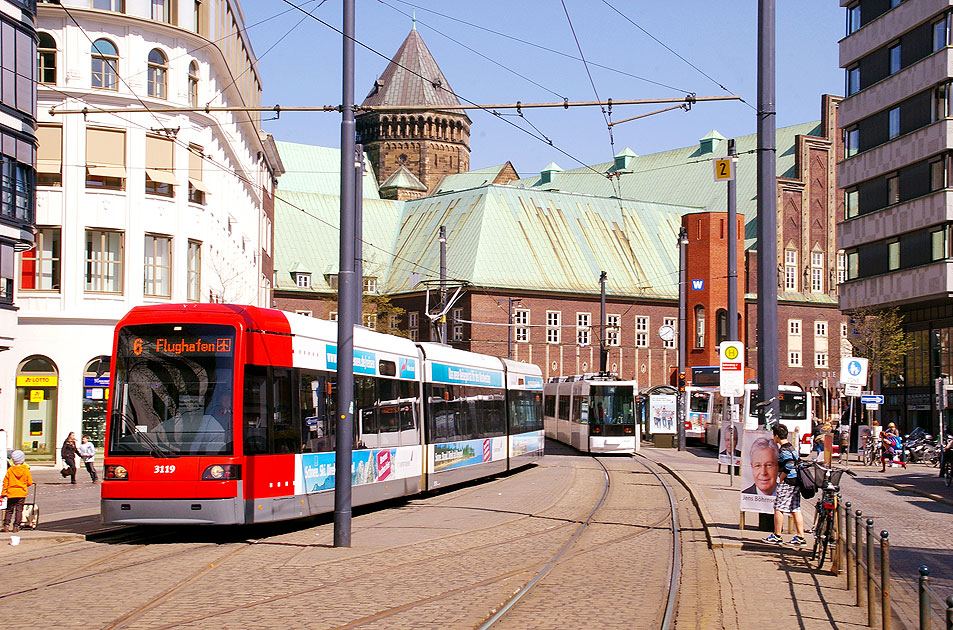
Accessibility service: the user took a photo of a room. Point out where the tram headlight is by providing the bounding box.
[201,464,241,480]
[105,465,128,480]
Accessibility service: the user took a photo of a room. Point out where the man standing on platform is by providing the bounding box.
[763,425,807,546]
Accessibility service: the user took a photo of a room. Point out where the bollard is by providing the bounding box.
[919,566,931,630]
[867,518,875,628]
[846,502,854,591]
[856,510,865,608]
[881,530,891,630]
[835,494,844,574]
[945,595,952,630]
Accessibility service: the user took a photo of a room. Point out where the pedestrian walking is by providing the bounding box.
[1,450,32,532]
[78,435,98,482]
[61,432,79,484]
[762,424,808,546]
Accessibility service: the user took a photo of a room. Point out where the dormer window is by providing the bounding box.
[296,273,311,288]
[363,276,377,294]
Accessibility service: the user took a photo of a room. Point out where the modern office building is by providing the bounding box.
[837,0,953,429]
[6,0,282,462]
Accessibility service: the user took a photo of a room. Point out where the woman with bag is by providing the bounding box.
[61,432,78,484]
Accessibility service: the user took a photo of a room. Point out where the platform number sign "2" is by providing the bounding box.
[713,157,734,182]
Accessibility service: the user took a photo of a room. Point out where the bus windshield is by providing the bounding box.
[589,386,634,425]
[689,391,711,413]
[779,392,808,420]
[109,323,236,456]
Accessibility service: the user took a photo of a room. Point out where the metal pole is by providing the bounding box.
[856,510,864,607]
[833,494,842,574]
[507,298,514,360]
[333,0,356,548]
[439,225,447,344]
[919,566,931,630]
[945,595,952,630]
[881,530,891,630]
[599,271,608,373]
[678,228,688,451]
[846,502,854,591]
[756,0,780,425]
[354,143,364,325]
[728,138,738,342]
[867,518,876,627]
[728,426,734,486]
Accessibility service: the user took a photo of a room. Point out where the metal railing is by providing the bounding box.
[839,500,953,630]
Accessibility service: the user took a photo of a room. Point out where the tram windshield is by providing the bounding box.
[588,386,634,425]
[109,323,236,456]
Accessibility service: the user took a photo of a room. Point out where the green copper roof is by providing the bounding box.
[380,165,427,191]
[514,120,822,248]
[433,163,517,194]
[275,141,381,199]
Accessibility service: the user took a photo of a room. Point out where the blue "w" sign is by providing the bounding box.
[691,279,704,290]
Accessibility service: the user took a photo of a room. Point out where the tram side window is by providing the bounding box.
[482,394,506,437]
[399,380,417,431]
[557,395,570,421]
[272,370,298,454]
[544,394,555,417]
[299,370,334,453]
[355,375,377,449]
[508,392,543,433]
[243,366,269,455]
[377,378,400,434]
[572,395,583,424]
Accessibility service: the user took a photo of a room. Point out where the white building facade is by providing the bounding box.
[8,0,280,462]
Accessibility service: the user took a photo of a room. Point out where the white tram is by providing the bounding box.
[543,374,638,453]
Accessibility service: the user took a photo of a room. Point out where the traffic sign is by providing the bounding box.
[840,357,868,387]
[718,341,744,397]
[844,384,861,397]
[713,157,735,181]
[860,394,884,405]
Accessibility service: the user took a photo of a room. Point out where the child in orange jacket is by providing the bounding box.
[2,450,33,532]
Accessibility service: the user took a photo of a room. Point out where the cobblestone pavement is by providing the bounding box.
[0,442,704,629]
[836,459,953,629]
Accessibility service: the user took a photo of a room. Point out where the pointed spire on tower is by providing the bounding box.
[412,8,416,31]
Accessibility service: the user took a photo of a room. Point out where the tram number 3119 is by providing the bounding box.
[154,465,177,474]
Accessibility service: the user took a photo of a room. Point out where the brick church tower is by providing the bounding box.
[356,27,470,195]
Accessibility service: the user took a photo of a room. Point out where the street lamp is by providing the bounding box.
[677,227,688,451]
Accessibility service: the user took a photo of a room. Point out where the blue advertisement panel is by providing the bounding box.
[430,362,503,388]
[399,357,417,379]
[325,344,377,375]
[523,376,544,390]
[510,431,545,457]
[432,437,505,472]
[84,376,110,387]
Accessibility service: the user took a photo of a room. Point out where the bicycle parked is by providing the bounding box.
[811,463,845,570]
[939,438,953,487]
[861,437,882,467]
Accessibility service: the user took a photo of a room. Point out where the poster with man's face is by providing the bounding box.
[739,429,778,514]
[718,421,744,466]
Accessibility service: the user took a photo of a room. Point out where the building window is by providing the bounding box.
[152,0,175,24]
[842,323,849,338]
[847,250,859,280]
[515,309,529,343]
[789,320,801,336]
[546,311,561,344]
[92,0,125,9]
[815,321,828,337]
[363,313,377,330]
[635,315,649,348]
[37,32,56,85]
[815,353,829,368]
[932,227,948,261]
[85,229,123,293]
[363,277,377,294]
[935,15,949,52]
[837,251,846,284]
[408,311,418,330]
[693,305,705,348]
[789,351,802,367]
[931,158,946,191]
[452,307,463,341]
[409,328,418,341]
[811,252,824,293]
[889,43,901,74]
[86,127,126,190]
[887,173,899,205]
[847,3,861,35]
[20,227,60,291]
[784,249,798,291]
[715,309,728,345]
[845,188,859,218]
[187,144,207,204]
[606,314,621,347]
[188,61,199,107]
[329,312,338,322]
[36,125,62,187]
[295,273,310,288]
[846,65,860,96]
[143,234,171,297]
[91,39,118,90]
[663,316,676,349]
[194,0,202,33]
[845,127,859,158]
[577,312,591,346]
[145,135,175,196]
[888,240,900,270]
[147,48,167,99]
[389,315,399,330]
[888,107,900,139]
[295,310,312,317]
[935,83,950,122]
[1,158,32,223]
[187,240,201,301]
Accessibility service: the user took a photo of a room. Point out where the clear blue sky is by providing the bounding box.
[241,1,845,177]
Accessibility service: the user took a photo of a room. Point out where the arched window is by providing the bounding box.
[147,48,167,98]
[82,356,111,446]
[716,309,728,346]
[91,39,118,90]
[38,32,56,85]
[188,61,199,107]
[694,305,706,348]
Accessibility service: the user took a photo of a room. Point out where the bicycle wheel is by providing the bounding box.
[862,445,873,466]
[811,510,828,562]
[946,463,952,487]
[814,512,832,570]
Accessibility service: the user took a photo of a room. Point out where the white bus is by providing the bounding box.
[705,384,813,455]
